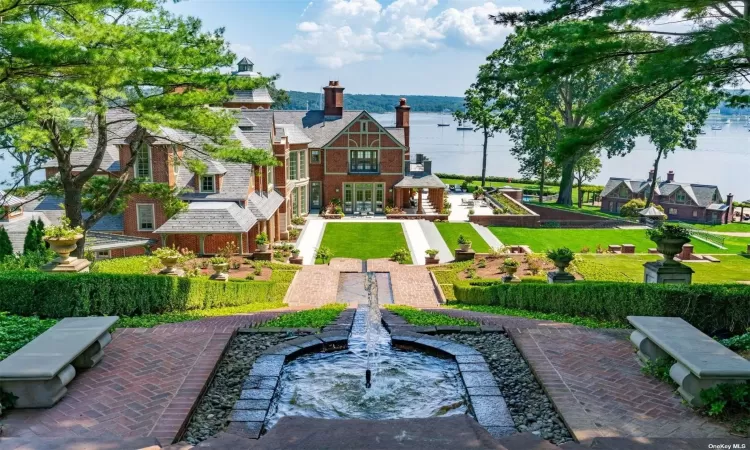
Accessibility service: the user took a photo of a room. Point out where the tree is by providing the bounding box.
[490,0,734,137]
[0,228,13,258]
[1,0,271,256]
[482,29,639,206]
[620,198,664,218]
[23,218,46,255]
[572,154,601,208]
[453,72,507,187]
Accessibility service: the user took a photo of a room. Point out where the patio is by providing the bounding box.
[447,192,494,221]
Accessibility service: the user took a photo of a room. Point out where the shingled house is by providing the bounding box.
[29,60,445,258]
[600,170,733,224]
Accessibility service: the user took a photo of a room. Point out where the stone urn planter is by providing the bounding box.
[459,243,472,252]
[553,258,573,273]
[504,264,518,277]
[45,235,83,263]
[257,243,269,252]
[212,263,228,275]
[655,238,690,263]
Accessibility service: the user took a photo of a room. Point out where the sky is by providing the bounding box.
[164,0,540,96]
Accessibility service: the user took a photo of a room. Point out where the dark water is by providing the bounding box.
[265,273,467,428]
[373,112,750,200]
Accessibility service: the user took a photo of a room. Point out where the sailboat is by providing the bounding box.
[437,109,451,127]
[456,124,473,131]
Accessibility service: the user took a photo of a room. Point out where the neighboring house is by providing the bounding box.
[600,170,734,224]
[29,59,446,258]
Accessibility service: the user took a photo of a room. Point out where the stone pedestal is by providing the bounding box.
[621,244,635,254]
[289,256,303,265]
[210,272,229,281]
[643,261,694,284]
[253,251,273,261]
[547,270,575,284]
[502,275,520,283]
[425,256,440,265]
[159,267,185,277]
[607,244,622,253]
[454,249,475,262]
[41,258,91,273]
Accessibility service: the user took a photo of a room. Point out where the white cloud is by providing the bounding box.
[281,0,523,68]
[297,21,320,32]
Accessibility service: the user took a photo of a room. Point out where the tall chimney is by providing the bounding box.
[648,169,655,181]
[667,170,675,183]
[395,98,411,148]
[323,81,344,117]
[726,193,734,206]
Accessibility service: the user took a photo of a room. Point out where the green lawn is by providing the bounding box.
[435,222,492,255]
[384,305,478,326]
[489,227,750,255]
[574,254,750,284]
[689,222,750,232]
[263,304,346,328]
[318,223,411,263]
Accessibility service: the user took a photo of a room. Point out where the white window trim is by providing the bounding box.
[199,175,216,193]
[136,203,156,231]
[135,143,153,181]
[96,250,112,259]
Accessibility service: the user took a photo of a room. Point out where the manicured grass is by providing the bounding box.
[92,256,160,274]
[435,222,492,255]
[489,227,749,255]
[317,223,412,263]
[690,222,750,232]
[115,302,286,328]
[263,304,347,328]
[573,254,750,284]
[384,305,478,326]
[447,304,626,329]
[0,312,58,361]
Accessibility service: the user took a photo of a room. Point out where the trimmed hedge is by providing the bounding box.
[453,282,750,333]
[0,270,297,318]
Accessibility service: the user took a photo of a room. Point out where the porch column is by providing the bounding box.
[238,233,244,255]
[198,235,206,255]
[395,189,403,208]
[417,189,424,214]
[160,235,167,247]
[275,210,281,241]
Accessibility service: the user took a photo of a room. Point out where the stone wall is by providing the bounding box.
[469,214,540,227]
[524,204,618,227]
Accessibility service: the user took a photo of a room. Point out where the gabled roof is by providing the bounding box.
[25,196,124,232]
[228,88,273,104]
[601,176,721,208]
[0,190,24,207]
[154,202,257,234]
[238,57,253,65]
[271,110,364,148]
[247,190,285,221]
[275,124,313,145]
[394,174,446,189]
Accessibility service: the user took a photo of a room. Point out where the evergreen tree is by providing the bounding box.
[0,228,13,259]
[23,218,46,254]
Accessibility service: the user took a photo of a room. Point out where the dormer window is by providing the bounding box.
[135,143,152,181]
[676,192,686,204]
[200,175,215,193]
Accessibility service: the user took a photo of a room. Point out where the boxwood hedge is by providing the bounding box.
[0,270,297,318]
[453,282,750,334]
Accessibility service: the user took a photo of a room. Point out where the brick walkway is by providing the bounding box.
[428,309,732,443]
[285,266,340,307]
[389,266,440,307]
[2,313,278,445]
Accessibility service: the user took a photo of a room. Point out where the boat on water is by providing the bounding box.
[456,126,473,131]
[711,124,723,130]
[437,109,451,127]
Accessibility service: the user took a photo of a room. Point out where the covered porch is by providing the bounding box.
[393,174,447,215]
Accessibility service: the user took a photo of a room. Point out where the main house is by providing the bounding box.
[600,170,733,224]
[3,60,445,258]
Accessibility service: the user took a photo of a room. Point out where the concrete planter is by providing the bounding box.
[459,243,472,252]
[289,255,303,265]
[425,256,440,265]
[45,235,83,263]
[212,263,228,275]
[656,237,690,263]
[503,264,520,283]
[158,256,183,276]
[552,259,573,273]
[257,243,269,252]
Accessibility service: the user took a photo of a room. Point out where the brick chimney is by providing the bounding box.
[667,170,675,183]
[395,98,411,148]
[648,169,655,181]
[726,193,734,206]
[323,81,344,117]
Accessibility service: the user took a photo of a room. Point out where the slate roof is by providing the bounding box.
[25,196,124,231]
[228,88,273,104]
[1,213,50,253]
[601,176,721,208]
[176,160,253,201]
[85,232,154,251]
[275,124,313,145]
[238,57,253,65]
[154,202,257,234]
[394,174,446,189]
[271,110,365,148]
[0,190,25,207]
[247,190,285,221]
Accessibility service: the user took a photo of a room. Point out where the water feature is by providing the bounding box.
[265,272,467,428]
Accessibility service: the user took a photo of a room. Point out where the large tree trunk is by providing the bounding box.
[577,180,584,208]
[481,128,488,187]
[62,184,86,257]
[645,149,664,207]
[556,158,575,206]
[539,156,546,204]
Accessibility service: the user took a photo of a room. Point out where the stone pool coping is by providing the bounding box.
[224,307,515,441]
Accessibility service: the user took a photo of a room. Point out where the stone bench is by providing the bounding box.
[0,316,119,408]
[628,316,750,406]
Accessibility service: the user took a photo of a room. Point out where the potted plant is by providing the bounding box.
[473,187,485,200]
[425,248,440,264]
[546,247,575,273]
[154,246,182,274]
[255,232,270,252]
[457,234,472,252]
[647,224,691,263]
[209,256,228,275]
[44,217,84,263]
[503,257,519,276]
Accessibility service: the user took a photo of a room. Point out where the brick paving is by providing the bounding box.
[389,265,440,307]
[328,258,364,272]
[285,266,340,307]
[427,309,732,443]
[2,313,277,445]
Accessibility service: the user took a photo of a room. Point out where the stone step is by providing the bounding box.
[0,437,161,450]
